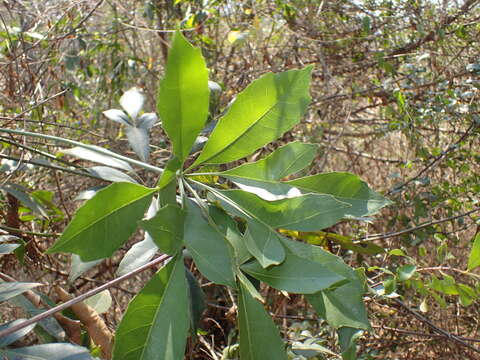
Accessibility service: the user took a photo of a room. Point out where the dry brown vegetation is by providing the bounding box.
[1,1,480,359]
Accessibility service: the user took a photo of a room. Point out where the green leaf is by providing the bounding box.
[184,200,236,287]
[0,236,20,254]
[468,233,480,271]
[139,204,185,255]
[0,319,36,347]
[158,31,209,163]
[192,66,312,167]
[241,249,346,294]
[287,172,391,217]
[69,255,102,283]
[397,264,416,281]
[0,343,94,360]
[158,157,181,207]
[338,327,363,360]
[219,189,350,231]
[47,183,155,261]
[0,282,41,302]
[185,269,206,335]
[83,290,112,314]
[208,205,251,265]
[1,183,48,217]
[281,238,369,330]
[113,255,189,360]
[244,219,286,268]
[219,142,317,181]
[9,295,66,340]
[238,282,288,360]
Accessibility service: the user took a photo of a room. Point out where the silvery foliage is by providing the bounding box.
[103,88,158,162]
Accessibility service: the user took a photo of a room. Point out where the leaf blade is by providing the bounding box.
[287,172,391,217]
[193,66,313,167]
[47,183,155,261]
[158,31,209,163]
[238,282,288,360]
[183,200,236,287]
[219,142,317,181]
[112,255,189,360]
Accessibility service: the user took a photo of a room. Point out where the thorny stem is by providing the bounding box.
[0,254,170,339]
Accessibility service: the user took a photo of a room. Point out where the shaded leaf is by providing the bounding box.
[185,269,206,335]
[192,66,312,167]
[397,264,416,281]
[139,204,185,255]
[208,206,251,266]
[338,327,363,360]
[138,113,158,130]
[183,200,236,287]
[243,219,285,268]
[158,31,209,163]
[237,282,288,360]
[241,249,345,294]
[1,183,48,217]
[126,126,151,162]
[47,183,155,261]
[112,255,189,360]
[9,295,65,340]
[281,238,369,330]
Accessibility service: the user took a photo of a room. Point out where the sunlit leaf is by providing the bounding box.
[47,183,155,261]
[87,166,137,183]
[62,146,133,171]
[468,233,480,271]
[192,66,312,167]
[0,282,42,302]
[219,142,317,181]
[0,343,94,360]
[120,88,145,120]
[158,31,209,163]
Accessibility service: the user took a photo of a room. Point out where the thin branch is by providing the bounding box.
[392,298,480,353]
[372,324,480,343]
[386,121,477,195]
[357,207,480,243]
[0,254,170,339]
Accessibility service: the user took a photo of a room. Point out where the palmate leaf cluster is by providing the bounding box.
[44,32,390,359]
